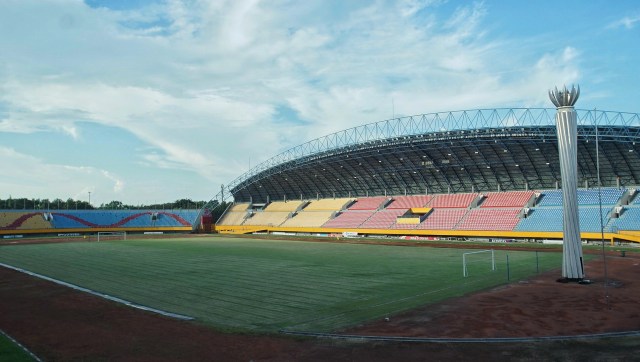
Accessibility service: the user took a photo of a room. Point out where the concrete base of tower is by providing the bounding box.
[556,277,593,284]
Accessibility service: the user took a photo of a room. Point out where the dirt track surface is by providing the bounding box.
[350,255,640,338]
[1,240,640,361]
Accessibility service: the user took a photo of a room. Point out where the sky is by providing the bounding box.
[1,0,639,206]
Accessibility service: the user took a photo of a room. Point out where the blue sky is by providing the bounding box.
[1,0,639,206]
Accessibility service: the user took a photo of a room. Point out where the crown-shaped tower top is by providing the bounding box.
[549,84,580,108]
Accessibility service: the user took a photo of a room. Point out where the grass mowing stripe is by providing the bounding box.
[0,239,480,326]
[0,237,563,332]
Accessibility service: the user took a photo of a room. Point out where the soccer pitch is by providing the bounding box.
[0,236,562,333]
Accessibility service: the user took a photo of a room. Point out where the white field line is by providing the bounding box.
[0,262,194,321]
[0,328,43,362]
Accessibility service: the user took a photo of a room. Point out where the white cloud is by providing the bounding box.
[0,0,588,202]
[101,170,125,193]
[607,15,640,30]
[398,0,441,18]
[0,146,124,204]
[1,80,275,180]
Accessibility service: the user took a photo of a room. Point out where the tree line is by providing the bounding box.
[0,197,211,211]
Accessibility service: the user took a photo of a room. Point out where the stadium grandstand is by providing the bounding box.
[210,108,640,244]
[0,209,200,237]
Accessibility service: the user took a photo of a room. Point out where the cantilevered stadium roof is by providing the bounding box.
[219,108,640,203]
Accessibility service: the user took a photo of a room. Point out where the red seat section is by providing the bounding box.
[480,191,535,208]
[456,208,521,230]
[429,193,479,208]
[347,196,389,210]
[360,209,407,229]
[414,209,468,230]
[386,195,433,209]
[322,210,376,228]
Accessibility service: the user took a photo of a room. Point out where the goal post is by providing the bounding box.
[96,231,127,242]
[462,249,495,277]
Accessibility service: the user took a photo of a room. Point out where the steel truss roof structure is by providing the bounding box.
[215,108,640,204]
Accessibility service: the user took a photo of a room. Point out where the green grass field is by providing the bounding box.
[0,333,35,362]
[0,236,563,332]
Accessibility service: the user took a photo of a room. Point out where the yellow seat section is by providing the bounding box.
[217,212,247,226]
[216,203,250,226]
[243,211,291,226]
[281,211,334,228]
[304,198,353,211]
[264,201,305,212]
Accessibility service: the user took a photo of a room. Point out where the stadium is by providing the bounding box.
[3,107,640,242]
[2,106,640,360]
[213,107,640,244]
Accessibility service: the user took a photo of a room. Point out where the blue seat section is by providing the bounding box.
[50,210,200,229]
[578,207,611,232]
[609,207,640,231]
[515,208,562,232]
[534,191,563,207]
[49,212,90,228]
[536,188,625,206]
[515,207,611,233]
[159,210,200,226]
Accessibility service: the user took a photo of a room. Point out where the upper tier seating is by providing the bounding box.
[536,188,625,206]
[386,195,433,209]
[304,198,353,211]
[429,193,479,208]
[322,210,375,228]
[456,208,521,231]
[229,203,250,212]
[347,196,389,210]
[264,200,305,212]
[480,191,535,208]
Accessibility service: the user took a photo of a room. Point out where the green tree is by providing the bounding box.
[210,201,230,223]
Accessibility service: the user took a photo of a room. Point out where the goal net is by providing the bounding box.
[96,231,127,242]
[462,249,495,277]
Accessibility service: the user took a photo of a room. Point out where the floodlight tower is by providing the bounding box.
[549,85,584,281]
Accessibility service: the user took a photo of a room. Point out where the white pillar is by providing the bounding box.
[550,85,584,280]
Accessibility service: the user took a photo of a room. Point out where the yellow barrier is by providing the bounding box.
[0,227,194,237]
[396,217,421,225]
[409,207,432,214]
[215,225,640,244]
